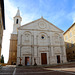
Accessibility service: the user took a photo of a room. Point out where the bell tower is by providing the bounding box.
[8,9,22,65]
[13,9,22,34]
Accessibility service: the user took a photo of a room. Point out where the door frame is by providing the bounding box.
[57,55,60,63]
[41,53,47,65]
[25,57,30,66]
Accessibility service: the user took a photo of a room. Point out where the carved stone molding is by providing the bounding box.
[39,21,46,29]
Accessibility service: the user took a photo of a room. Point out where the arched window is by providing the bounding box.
[16,19,18,24]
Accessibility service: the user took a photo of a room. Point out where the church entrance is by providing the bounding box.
[41,53,47,65]
[25,57,29,66]
[57,55,60,63]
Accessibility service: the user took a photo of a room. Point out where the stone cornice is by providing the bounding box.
[39,50,49,52]
[18,29,62,33]
[18,17,63,32]
[18,45,65,47]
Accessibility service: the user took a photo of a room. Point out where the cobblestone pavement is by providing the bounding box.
[13,67,75,75]
[0,66,15,75]
[46,67,75,72]
[0,65,75,75]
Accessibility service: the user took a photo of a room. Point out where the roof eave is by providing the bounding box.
[1,0,5,29]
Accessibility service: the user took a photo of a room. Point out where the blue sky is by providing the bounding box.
[9,0,75,31]
[2,0,75,63]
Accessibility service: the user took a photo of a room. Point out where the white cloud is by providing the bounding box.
[66,11,75,23]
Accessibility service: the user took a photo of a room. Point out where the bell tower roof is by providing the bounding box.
[12,8,22,34]
[16,8,20,16]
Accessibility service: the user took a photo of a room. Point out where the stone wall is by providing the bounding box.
[8,34,17,65]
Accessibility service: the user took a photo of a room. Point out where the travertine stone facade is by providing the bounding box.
[17,17,67,66]
[9,9,67,65]
[64,23,75,61]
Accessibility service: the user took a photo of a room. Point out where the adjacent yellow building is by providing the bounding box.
[63,23,75,61]
[0,0,5,60]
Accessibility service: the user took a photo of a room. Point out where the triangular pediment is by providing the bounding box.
[18,17,63,32]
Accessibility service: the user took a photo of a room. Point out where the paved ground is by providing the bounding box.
[0,66,15,75]
[14,67,75,75]
[0,63,75,75]
[0,67,75,75]
[46,67,75,72]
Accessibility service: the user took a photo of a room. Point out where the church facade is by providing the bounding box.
[8,9,67,65]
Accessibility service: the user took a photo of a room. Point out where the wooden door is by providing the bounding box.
[25,57,29,65]
[41,53,47,65]
[57,55,60,63]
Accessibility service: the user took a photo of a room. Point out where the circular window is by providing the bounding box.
[41,35,45,39]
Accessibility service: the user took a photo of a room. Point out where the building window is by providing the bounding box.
[65,36,68,40]
[41,35,44,39]
[70,32,72,37]
[71,41,74,47]
[16,19,18,24]
[71,44,74,47]
[67,43,69,48]
[41,35,45,39]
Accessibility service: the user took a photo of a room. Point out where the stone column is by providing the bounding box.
[33,33,38,65]
[63,46,67,63]
[31,35,34,65]
[36,35,38,56]
[51,47,54,56]
[60,46,63,63]
[63,46,66,56]
[36,35,39,65]
[50,35,54,57]
[49,35,55,64]
[34,35,37,56]
[48,36,50,65]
